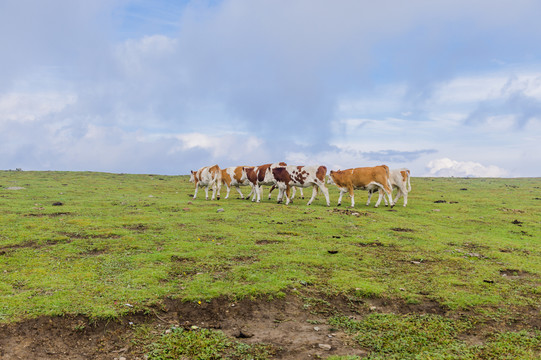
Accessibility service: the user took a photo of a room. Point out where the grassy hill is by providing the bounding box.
[0,171,539,359]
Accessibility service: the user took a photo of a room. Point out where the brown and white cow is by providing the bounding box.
[220,166,254,199]
[189,164,222,200]
[241,162,286,202]
[271,165,330,206]
[367,168,411,207]
[328,165,394,208]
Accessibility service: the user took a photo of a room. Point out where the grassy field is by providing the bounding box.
[0,171,540,359]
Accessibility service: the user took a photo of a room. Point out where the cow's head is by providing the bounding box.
[189,170,195,183]
[327,170,336,185]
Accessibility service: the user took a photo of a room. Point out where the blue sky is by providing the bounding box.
[1,0,540,177]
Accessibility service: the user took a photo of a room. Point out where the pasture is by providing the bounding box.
[0,171,540,359]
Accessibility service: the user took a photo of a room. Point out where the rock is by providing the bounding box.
[52,202,63,206]
[217,208,225,213]
[235,329,254,338]
[5,187,25,190]
[314,326,320,331]
[318,344,332,351]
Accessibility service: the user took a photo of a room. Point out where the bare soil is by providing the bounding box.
[0,293,538,359]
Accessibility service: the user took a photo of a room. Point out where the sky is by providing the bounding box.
[1,0,541,177]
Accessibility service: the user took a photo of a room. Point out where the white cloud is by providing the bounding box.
[0,92,76,123]
[426,158,507,177]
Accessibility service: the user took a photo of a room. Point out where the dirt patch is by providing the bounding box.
[123,224,148,232]
[390,227,415,232]
[355,241,391,247]
[330,208,371,216]
[0,293,539,359]
[256,240,281,245]
[24,212,72,218]
[500,269,532,278]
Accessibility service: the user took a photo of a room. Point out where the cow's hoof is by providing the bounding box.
[337,203,341,207]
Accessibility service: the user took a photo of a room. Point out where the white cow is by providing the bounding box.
[367,168,411,207]
[189,165,222,200]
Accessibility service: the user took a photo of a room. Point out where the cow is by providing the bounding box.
[241,162,287,202]
[327,165,394,208]
[189,164,222,200]
[367,168,411,207]
[220,166,254,199]
[271,165,330,206]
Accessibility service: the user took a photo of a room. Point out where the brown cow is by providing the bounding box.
[220,166,254,199]
[328,165,394,208]
[367,168,411,207]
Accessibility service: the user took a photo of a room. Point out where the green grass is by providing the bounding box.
[1,171,540,358]
[141,326,275,360]
[329,314,541,359]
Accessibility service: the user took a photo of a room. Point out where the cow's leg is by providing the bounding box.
[256,185,262,203]
[284,185,292,205]
[401,190,408,207]
[210,182,217,200]
[204,185,210,200]
[291,186,296,200]
[234,186,244,199]
[337,189,345,206]
[268,184,277,200]
[212,181,218,200]
[246,184,255,200]
[366,189,374,206]
[193,184,199,199]
[375,188,384,207]
[316,183,330,206]
[300,187,304,199]
[276,183,285,203]
[224,184,231,199]
[307,185,318,205]
[349,187,355,208]
[385,180,395,208]
[394,189,402,204]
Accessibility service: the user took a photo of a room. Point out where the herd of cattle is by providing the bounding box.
[189,163,412,208]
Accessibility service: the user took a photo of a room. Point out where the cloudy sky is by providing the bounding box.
[1,0,540,177]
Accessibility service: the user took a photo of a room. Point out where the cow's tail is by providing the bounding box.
[382,165,392,192]
[406,169,411,192]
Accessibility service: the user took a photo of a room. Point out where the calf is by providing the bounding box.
[367,168,411,207]
[189,164,222,200]
[220,166,253,199]
[272,165,330,206]
[328,165,394,208]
